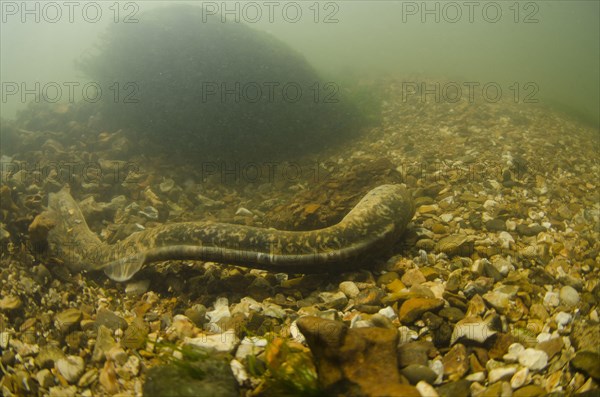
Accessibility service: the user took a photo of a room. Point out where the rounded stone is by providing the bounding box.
[517,348,548,371]
[56,355,85,383]
[559,286,580,307]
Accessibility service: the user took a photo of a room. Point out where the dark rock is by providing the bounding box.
[446,272,462,293]
[297,316,420,397]
[488,333,518,360]
[513,384,546,397]
[572,321,600,354]
[536,338,564,360]
[464,277,494,298]
[529,268,556,286]
[143,347,238,397]
[432,322,453,348]
[438,307,465,323]
[355,287,385,306]
[571,351,600,380]
[442,343,469,381]
[35,345,65,369]
[95,308,128,331]
[483,261,504,282]
[400,364,437,385]
[437,379,471,397]
[1,350,16,366]
[398,298,444,324]
[485,219,506,232]
[516,224,546,237]
[397,341,436,368]
[422,312,444,330]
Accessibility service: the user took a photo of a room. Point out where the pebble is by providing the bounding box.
[125,279,150,296]
[55,309,83,333]
[543,291,560,307]
[429,359,444,384]
[185,330,239,352]
[36,368,55,388]
[56,355,85,383]
[0,295,22,310]
[485,218,506,231]
[465,372,486,382]
[318,291,348,310]
[451,316,497,344]
[517,348,548,371]
[442,343,469,381]
[438,307,465,323]
[416,380,439,397]
[99,361,119,394]
[488,365,517,383]
[503,343,524,362]
[498,231,514,249]
[483,291,510,313]
[559,285,580,306]
[555,311,572,327]
[10,338,39,357]
[92,325,116,362]
[440,213,454,223]
[206,297,231,330]
[398,298,444,324]
[571,351,600,380]
[235,336,268,360]
[512,384,546,397]
[77,369,98,388]
[510,367,529,389]
[36,345,65,368]
[397,341,434,367]
[437,379,471,397]
[339,281,360,298]
[95,308,127,330]
[401,269,426,286]
[0,332,9,350]
[400,364,437,385]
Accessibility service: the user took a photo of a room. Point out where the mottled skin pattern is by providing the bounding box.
[46,185,414,281]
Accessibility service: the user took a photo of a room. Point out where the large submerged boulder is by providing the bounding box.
[79,5,363,160]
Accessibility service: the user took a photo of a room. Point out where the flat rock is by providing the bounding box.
[436,234,472,256]
[400,364,437,385]
[438,307,465,323]
[571,351,600,380]
[95,308,127,331]
[436,379,471,397]
[36,345,66,369]
[517,348,548,371]
[483,291,510,313]
[297,316,420,397]
[442,343,469,381]
[535,338,563,360]
[451,316,497,344]
[398,298,444,324]
[143,347,238,397]
[397,341,436,368]
[56,355,85,384]
[512,384,546,397]
[55,308,83,333]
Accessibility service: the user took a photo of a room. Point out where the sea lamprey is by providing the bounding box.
[41,185,415,282]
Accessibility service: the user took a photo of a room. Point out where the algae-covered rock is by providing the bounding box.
[143,347,238,397]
